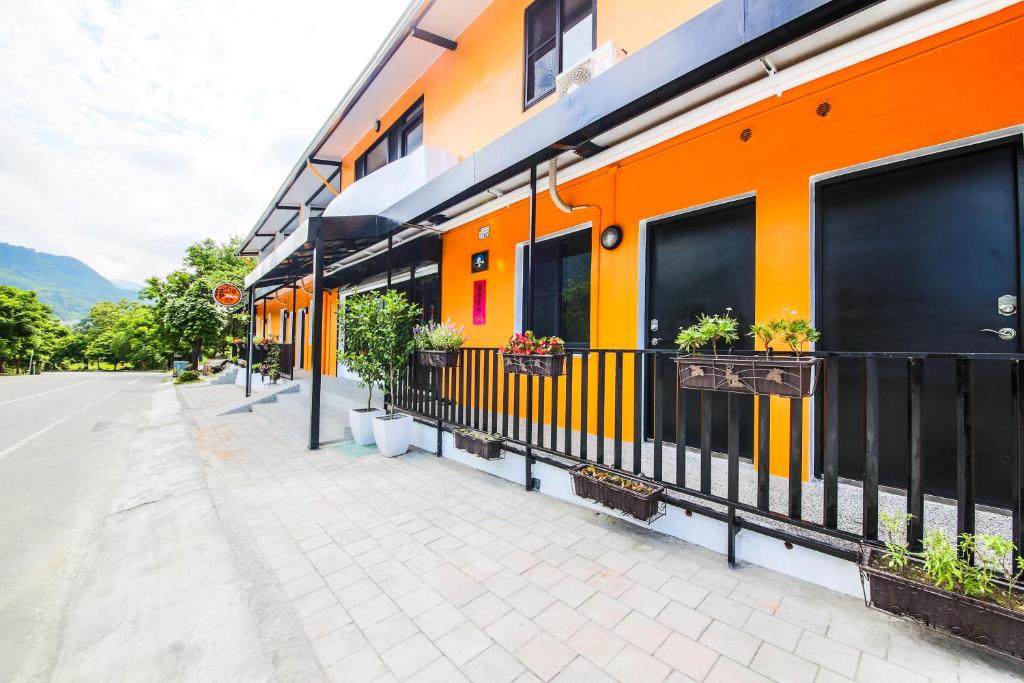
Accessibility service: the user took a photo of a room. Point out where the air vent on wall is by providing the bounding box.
[816,101,833,117]
[739,128,753,142]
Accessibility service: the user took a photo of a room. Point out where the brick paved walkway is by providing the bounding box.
[178,383,1021,683]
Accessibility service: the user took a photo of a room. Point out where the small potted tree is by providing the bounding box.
[501,331,566,376]
[414,319,465,368]
[338,293,386,445]
[861,514,1024,660]
[368,290,422,457]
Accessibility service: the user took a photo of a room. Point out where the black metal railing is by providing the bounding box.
[395,348,1024,566]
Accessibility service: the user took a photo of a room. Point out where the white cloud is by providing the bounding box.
[0,0,411,281]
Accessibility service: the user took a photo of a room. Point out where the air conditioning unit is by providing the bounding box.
[555,42,625,99]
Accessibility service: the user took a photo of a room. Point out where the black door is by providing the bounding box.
[817,141,1022,506]
[646,199,756,457]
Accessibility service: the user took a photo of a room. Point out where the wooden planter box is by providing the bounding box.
[453,429,504,460]
[859,546,1024,661]
[418,350,462,368]
[674,355,821,397]
[570,464,664,522]
[502,353,566,377]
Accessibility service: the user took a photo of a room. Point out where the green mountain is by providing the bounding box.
[0,242,137,321]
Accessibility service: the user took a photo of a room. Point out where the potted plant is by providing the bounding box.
[674,310,822,397]
[570,464,664,522]
[338,293,386,445]
[414,320,465,368]
[367,289,422,457]
[501,331,566,376]
[453,427,504,459]
[861,513,1024,660]
[264,343,282,384]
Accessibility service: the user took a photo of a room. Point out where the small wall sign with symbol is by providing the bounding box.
[478,225,490,240]
[473,280,486,325]
[471,250,489,273]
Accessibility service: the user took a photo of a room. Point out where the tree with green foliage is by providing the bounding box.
[75,300,166,370]
[0,285,66,373]
[142,237,254,368]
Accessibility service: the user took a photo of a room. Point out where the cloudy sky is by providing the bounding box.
[0,0,410,284]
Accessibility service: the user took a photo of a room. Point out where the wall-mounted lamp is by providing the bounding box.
[600,224,623,250]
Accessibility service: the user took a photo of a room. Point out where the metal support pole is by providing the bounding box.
[386,231,393,289]
[290,283,297,380]
[526,165,537,331]
[309,227,325,450]
[245,286,255,397]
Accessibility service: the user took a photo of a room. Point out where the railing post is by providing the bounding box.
[907,358,924,551]
[789,397,802,520]
[757,395,770,512]
[823,357,839,528]
[728,393,739,567]
[597,352,606,464]
[653,353,663,481]
[613,351,623,470]
[956,358,976,560]
[700,390,712,494]
[1013,360,1024,566]
[863,358,880,541]
[525,374,534,491]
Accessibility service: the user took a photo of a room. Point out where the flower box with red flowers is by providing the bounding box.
[500,331,567,377]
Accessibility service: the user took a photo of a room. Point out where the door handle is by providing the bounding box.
[980,327,1017,340]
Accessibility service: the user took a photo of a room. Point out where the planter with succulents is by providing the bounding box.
[673,311,822,398]
[501,331,566,377]
[861,513,1024,661]
[414,320,465,368]
[570,463,664,522]
[453,428,504,460]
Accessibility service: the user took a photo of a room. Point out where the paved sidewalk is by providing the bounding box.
[179,383,1021,683]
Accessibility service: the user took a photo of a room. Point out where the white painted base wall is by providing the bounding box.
[410,421,864,599]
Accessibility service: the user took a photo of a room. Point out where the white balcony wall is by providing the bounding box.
[324,145,457,217]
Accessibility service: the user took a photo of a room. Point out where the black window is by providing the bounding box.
[524,0,594,107]
[356,98,424,179]
[523,229,591,346]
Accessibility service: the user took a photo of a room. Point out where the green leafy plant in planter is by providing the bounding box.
[674,309,739,356]
[263,343,282,383]
[869,513,1024,658]
[414,319,466,368]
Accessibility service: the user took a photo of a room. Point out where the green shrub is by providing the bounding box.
[175,369,201,384]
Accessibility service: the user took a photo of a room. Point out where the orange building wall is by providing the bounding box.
[436,6,1024,478]
[256,287,338,376]
[338,0,716,188]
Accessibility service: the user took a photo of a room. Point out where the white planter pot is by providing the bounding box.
[372,414,413,457]
[349,408,383,445]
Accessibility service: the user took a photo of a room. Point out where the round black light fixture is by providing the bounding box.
[600,225,623,250]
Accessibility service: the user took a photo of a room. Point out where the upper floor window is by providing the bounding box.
[524,0,594,108]
[356,98,424,180]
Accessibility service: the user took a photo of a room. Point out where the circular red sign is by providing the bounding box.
[212,282,243,307]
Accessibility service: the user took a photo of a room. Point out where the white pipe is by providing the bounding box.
[548,158,594,214]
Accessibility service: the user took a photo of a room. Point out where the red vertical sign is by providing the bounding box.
[473,280,486,325]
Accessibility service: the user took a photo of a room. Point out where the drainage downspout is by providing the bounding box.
[547,156,603,347]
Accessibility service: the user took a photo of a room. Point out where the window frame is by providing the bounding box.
[522,0,596,110]
[521,227,593,347]
[355,97,425,180]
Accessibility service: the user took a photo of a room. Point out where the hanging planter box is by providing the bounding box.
[502,353,566,377]
[674,355,821,397]
[418,350,462,368]
[859,546,1024,661]
[453,428,504,460]
[570,464,664,522]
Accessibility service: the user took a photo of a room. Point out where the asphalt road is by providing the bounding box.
[0,372,319,681]
[0,372,156,680]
